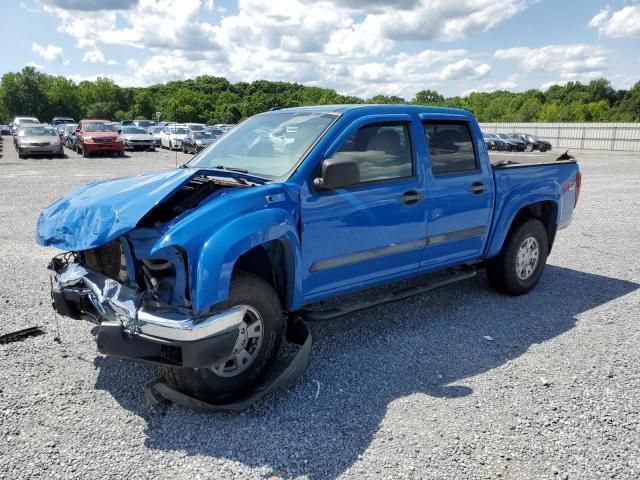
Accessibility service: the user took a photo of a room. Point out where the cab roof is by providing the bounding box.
[268,104,472,117]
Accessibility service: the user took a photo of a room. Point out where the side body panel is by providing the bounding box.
[486,162,579,259]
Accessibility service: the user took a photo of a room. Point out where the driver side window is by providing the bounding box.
[331,122,413,185]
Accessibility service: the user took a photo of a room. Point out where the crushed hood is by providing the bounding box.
[36,169,197,250]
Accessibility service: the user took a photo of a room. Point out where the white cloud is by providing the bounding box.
[495,44,607,81]
[588,5,640,38]
[39,0,545,98]
[26,61,45,70]
[32,42,66,64]
[461,74,520,96]
[43,0,138,10]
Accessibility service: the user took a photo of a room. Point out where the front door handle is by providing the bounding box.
[469,182,486,194]
[400,190,423,205]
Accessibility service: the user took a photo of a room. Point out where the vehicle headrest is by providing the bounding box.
[367,130,402,155]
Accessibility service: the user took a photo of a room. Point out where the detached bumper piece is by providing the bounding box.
[144,316,312,412]
[50,261,243,368]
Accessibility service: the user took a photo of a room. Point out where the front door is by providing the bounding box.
[300,117,428,300]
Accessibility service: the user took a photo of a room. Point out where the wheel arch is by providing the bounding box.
[488,199,559,259]
[192,208,302,316]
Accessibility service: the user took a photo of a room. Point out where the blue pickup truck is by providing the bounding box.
[37,105,580,403]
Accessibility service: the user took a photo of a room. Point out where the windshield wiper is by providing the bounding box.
[216,165,249,173]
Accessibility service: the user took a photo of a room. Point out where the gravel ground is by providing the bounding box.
[0,137,639,480]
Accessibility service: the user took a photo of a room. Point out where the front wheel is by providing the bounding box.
[486,218,548,296]
[525,143,534,152]
[161,272,284,404]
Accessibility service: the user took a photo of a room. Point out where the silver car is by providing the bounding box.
[148,126,164,146]
[122,126,156,151]
[16,125,64,158]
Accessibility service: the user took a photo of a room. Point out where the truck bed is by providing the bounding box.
[490,151,577,168]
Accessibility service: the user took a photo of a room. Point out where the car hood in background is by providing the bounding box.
[21,135,59,144]
[36,169,196,250]
[124,133,154,141]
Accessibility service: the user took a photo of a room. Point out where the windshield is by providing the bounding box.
[193,132,213,139]
[149,127,163,133]
[64,125,77,133]
[188,124,206,131]
[169,127,189,134]
[124,127,149,134]
[187,112,336,177]
[135,120,155,127]
[23,126,57,136]
[84,123,116,132]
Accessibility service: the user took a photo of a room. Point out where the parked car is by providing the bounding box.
[37,105,581,403]
[75,120,124,157]
[12,120,40,147]
[497,133,526,151]
[212,123,236,132]
[159,124,189,150]
[52,117,75,127]
[122,126,156,151]
[11,116,40,135]
[119,120,135,127]
[483,133,508,151]
[205,126,225,137]
[0,124,11,135]
[148,126,164,146]
[516,133,552,152]
[15,124,64,158]
[182,130,217,154]
[133,119,156,129]
[185,123,207,132]
[62,124,77,149]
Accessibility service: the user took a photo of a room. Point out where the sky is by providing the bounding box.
[1,0,639,99]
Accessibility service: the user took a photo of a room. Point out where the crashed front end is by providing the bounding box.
[39,169,250,368]
[49,253,244,368]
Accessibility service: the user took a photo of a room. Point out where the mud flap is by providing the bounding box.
[144,316,312,412]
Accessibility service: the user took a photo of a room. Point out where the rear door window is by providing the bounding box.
[424,122,478,176]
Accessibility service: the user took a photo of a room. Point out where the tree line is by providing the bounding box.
[1,66,639,125]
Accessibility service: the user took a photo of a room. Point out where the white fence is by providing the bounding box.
[479,123,640,152]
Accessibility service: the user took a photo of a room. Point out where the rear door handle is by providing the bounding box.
[400,190,423,205]
[469,182,486,194]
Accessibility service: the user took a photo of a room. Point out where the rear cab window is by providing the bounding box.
[424,121,478,176]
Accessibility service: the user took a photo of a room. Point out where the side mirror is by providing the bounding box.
[75,129,80,133]
[313,155,360,190]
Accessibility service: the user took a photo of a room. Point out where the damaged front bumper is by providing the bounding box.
[50,261,243,368]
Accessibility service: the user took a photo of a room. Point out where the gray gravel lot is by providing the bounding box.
[1,137,639,479]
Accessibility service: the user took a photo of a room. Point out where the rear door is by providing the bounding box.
[300,114,428,299]
[421,117,494,268]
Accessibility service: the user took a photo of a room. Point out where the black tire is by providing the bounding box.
[82,146,88,158]
[161,272,284,404]
[17,149,25,159]
[486,218,548,296]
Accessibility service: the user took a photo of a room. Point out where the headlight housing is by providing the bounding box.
[84,136,94,143]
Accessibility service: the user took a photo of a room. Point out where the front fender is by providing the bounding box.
[192,209,302,315]
[486,177,561,259]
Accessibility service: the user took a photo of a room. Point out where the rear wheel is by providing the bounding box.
[486,218,548,296]
[161,272,284,404]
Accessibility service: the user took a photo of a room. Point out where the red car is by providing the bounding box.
[75,120,124,157]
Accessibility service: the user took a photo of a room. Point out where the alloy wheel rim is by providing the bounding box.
[210,305,264,378]
[515,236,540,280]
